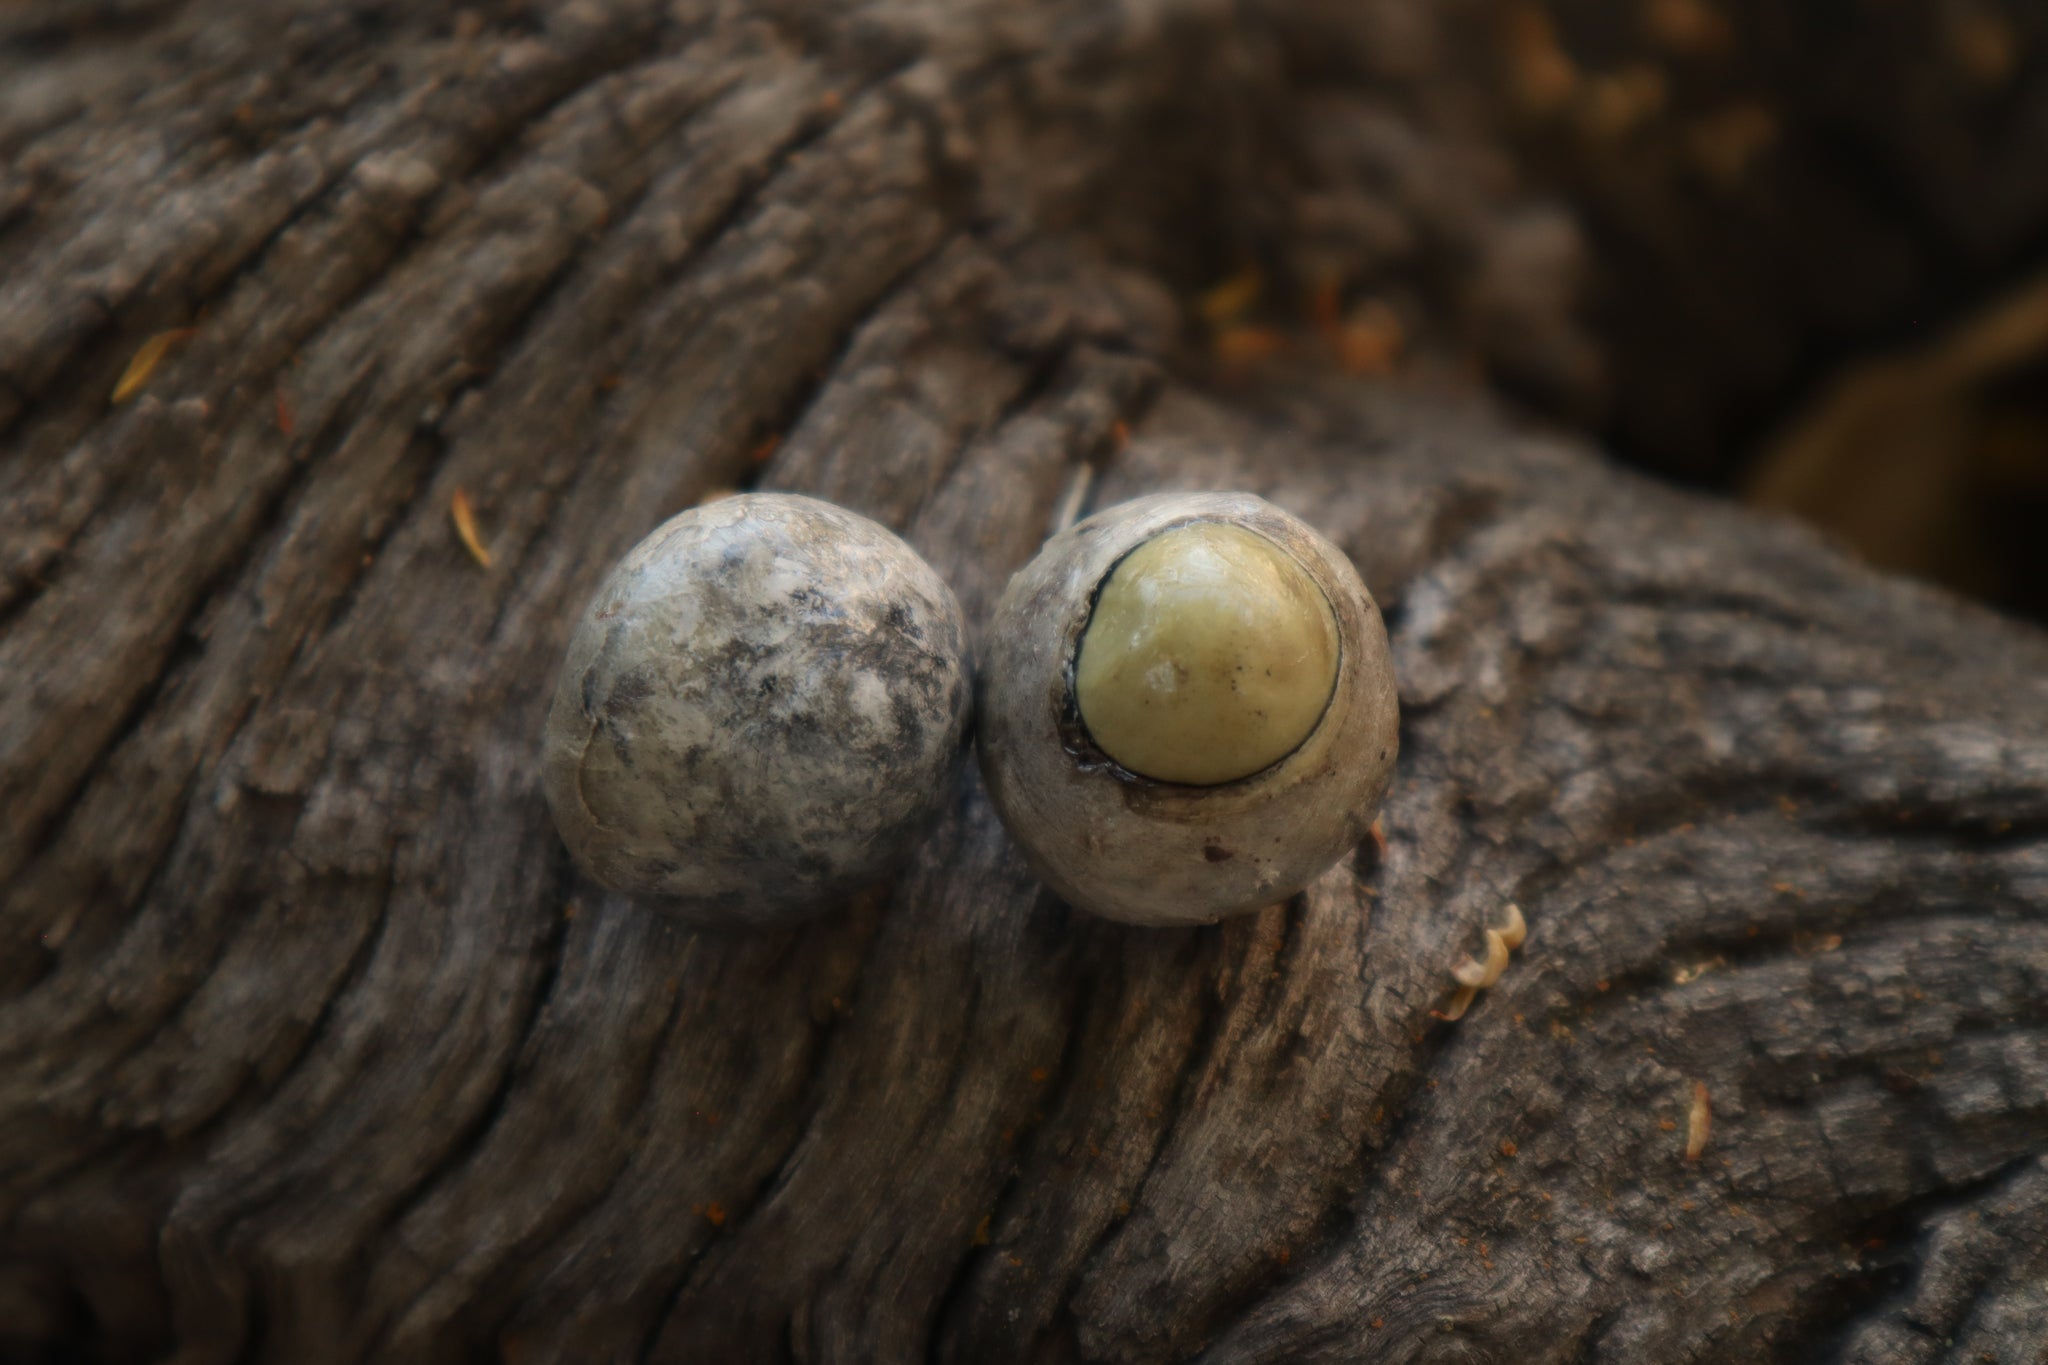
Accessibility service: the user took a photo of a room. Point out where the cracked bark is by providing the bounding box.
[3,1,2046,1362]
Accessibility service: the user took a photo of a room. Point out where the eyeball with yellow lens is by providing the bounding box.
[977,492,1399,926]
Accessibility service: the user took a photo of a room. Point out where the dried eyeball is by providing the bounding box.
[978,491,1399,926]
[543,493,973,928]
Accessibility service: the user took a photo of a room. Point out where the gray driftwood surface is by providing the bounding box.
[3,1,2047,1361]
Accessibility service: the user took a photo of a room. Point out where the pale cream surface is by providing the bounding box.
[1073,521,1339,785]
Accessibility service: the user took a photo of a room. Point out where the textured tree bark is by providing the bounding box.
[3,2,2047,1363]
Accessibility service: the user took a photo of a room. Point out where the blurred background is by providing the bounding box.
[1173,0,2048,624]
[1503,0,2048,625]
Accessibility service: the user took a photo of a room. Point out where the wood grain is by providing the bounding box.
[3,1,2045,1361]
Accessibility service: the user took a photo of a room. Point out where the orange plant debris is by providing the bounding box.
[1334,304,1404,375]
[1507,6,1579,113]
[111,328,197,404]
[1214,325,1285,371]
[450,489,493,569]
[1685,1081,1712,1160]
[1199,268,1264,327]
[1644,0,1732,55]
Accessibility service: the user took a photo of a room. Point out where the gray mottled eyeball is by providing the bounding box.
[543,492,973,928]
[978,492,1399,926]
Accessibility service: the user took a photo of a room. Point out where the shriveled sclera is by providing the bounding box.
[1073,521,1339,786]
[978,492,1399,926]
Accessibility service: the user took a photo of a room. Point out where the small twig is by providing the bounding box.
[1049,462,1096,536]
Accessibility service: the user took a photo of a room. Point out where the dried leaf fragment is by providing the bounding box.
[1432,985,1479,1022]
[1199,268,1263,327]
[1688,103,1779,187]
[450,488,492,569]
[1495,902,1527,950]
[1644,0,1732,55]
[1507,5,1579,113]
[1452,928,1512,989]
[1949,11,2017,87]
[1309,278,1343,335]
[111,328,197,404]
[1438,903,1529,1022]
[1332,302,1404,375]
[1685,1081,1712,1160]
[1213,326,1285,370]
[1576,64,1668,141]
[1671,955,1727,985]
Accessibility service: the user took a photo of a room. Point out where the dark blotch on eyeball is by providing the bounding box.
[543,493,973,928]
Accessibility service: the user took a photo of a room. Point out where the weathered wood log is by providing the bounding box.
[3,1,2046,1362]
